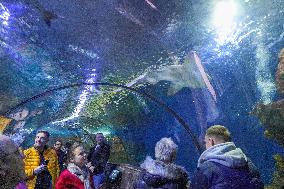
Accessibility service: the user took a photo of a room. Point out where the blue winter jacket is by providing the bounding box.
[190,142,264,189]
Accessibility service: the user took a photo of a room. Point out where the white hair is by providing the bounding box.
[155,137,178,163]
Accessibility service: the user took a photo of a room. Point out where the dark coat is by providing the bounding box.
[87,143,110,174]
[134,156,189,189]
[190,161,264,189]
[54,149,67,171]
[190,142,264,189]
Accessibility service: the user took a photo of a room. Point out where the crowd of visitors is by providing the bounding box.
[0,125,264,189]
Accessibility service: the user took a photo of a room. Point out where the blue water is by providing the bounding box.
[0,0,284,184]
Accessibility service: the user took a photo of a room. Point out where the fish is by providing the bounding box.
[144,52,219,140]
[41,9,58,26]
[26,0,58,26]
[145,0,158,10]
[119,51,217,101]
[145,53,207,95]
[121,51,218,112]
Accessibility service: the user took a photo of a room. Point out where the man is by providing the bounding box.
[24,130,60,189]
[88,133,111,189]
[191,125,264,189]
[0,134,26,189]
[53,139,66,172]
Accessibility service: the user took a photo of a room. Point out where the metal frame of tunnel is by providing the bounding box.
[4,82,203,154]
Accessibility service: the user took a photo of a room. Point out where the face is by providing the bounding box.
[0,139,25,188]
[54,141,62,150]
[204,135,214,150]
[71,146,87,167]
[34,132,49,148]
[95,134,105,145]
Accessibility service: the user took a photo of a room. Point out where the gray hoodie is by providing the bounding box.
[191,142,264,189]
[198,142,248,168]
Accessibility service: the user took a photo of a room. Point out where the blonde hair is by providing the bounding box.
[206,125,231,142]
[67,142,83,162]
[155,137,178,163]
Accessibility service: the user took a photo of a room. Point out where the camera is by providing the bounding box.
[109,169,122,183]
[43,159,49,165]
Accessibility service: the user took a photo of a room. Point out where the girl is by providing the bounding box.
[56,143,93,189]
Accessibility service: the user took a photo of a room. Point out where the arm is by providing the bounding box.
[247,158,261,178]
[24,148,50,180]
[181,170,190,189]
[23,149,36,178]
[247,158,264,189]
[142,172,168,187]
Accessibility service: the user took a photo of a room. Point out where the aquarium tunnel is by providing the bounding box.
[0,0,284,188]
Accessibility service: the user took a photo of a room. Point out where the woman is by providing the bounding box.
[56,142,93,189]
[134,137,189,189]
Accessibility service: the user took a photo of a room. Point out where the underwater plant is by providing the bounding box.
[252,48,284,188]
[86,74,148,126]
[276,48,284,96]
[265,154,284,189]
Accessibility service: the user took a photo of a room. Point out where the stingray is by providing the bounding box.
[145,51,216,101]
[25,0,58,26]
[145,51,219,141]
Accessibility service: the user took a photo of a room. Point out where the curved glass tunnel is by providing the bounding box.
[0,0,284,186]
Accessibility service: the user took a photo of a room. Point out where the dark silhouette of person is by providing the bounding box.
[53,139,67,172]
[87,133,110,189]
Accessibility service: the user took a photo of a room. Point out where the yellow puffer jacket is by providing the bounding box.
[24,146,60,189]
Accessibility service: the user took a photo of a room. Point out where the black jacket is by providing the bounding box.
[87,143,110,174]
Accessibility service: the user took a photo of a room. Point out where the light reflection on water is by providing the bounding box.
[0,3,10,26]
[211,0,239,46]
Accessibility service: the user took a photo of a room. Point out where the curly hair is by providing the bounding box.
[155,137,178,163]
